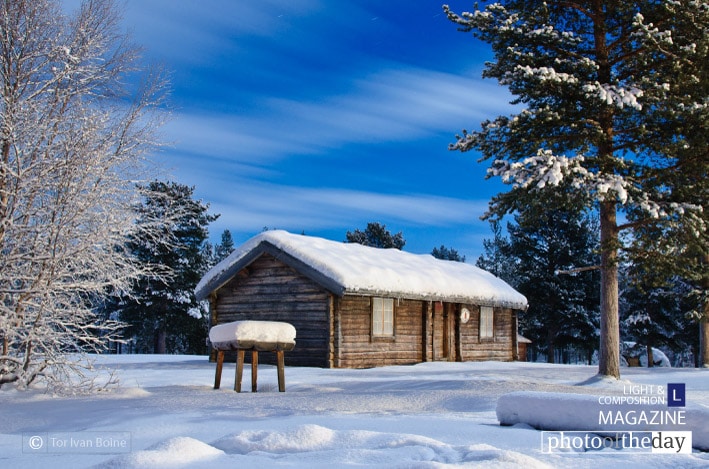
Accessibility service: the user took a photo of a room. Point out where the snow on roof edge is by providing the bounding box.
[195,230,528,310]
[194,235,275,300]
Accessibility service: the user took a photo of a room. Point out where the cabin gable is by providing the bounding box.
[211,253,331,367]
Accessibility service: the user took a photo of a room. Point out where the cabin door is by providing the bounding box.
[432,302,453,360]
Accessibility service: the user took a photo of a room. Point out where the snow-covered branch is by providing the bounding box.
[555,265,601,275]
[0,0,169,393]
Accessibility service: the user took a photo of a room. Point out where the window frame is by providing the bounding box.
[479,306,494,340]
[372,297,395,338]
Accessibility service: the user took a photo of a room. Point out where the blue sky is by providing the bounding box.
[118,0,516,260]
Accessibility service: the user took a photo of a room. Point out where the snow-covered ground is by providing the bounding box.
[0,355,707,468]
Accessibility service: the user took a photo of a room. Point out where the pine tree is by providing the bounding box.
[200,241,216,271]
[117,181,218,354]
[346,222,405,250]
[215,229,235,263]
[444,1,706,377]
[476,220,516,283]
[622,0,709,367]
[478,190,600,363]
[431,245,466,262]
[621,271,695,367]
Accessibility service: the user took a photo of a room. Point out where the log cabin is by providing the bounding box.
[195,230,528,368]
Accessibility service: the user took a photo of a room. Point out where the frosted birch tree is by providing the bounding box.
[444,1,707,377]
[0,0,169,392]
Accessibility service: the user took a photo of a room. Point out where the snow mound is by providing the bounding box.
[638,351,671,368]
[213,424,338,454]
[621,342,671,367]
[212,424,550,467]
[100,436,224,468]
[461,444,554,468]
[496,391,709,451]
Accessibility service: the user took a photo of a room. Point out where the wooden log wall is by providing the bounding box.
[457,305,515,361]
[212,253,330,367]
[335,295,424,368]
[209,252,517,368]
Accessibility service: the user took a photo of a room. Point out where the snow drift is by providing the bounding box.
[496,391,709,451]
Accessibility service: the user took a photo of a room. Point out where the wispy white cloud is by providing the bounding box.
[163,65,513,166]
[205,181,489,232]
[159,62,508,258]
[275,65,513,144]
[125,0,328,65]
[119,0,510,260]
[198,180,494,260]
[129,0,514,171]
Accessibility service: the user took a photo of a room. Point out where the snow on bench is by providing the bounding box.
[209,320,296,352]
[209,320,296,393]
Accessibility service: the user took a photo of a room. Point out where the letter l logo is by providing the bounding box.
[667,383,686,407]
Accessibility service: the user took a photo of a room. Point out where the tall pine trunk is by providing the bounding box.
[646,344,654,368]
[154,329,167,354]
[701,253,709,367]
[592,2,620,379]
[598,201,620,378]
[701,319,709,368]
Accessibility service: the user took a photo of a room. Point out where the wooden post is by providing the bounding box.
[208,294,218,363]
[421,302,429,362]
[335,297,343,369]
[512,311,519,361]
[214,350,224,389]
[444,303,451,361]
[235,349,245,392]
[251,350,259,392]
[328,294,335,368]
[276,350,286,392]
[455,305,462,362]
[431,301,436,362]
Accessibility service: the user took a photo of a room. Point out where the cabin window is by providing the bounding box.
[480,306,494,339]
[372,297,394,337]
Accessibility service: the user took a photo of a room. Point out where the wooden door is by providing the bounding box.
[432,302,452,360]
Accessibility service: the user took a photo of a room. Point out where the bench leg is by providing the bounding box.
[251,350,258,392]
[235,349,244,392]
[214,350,224,389]
[276,350,285,392]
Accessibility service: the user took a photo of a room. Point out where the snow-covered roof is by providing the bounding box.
[517,335,532,344]
[195,230,527,310]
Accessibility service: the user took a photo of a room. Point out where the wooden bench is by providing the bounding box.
[209,321,296,392]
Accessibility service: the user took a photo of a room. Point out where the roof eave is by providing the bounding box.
[341,289,527,311]
[195,240,346,301]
